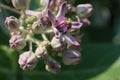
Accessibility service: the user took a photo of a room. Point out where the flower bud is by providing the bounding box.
[51,36,66,51]
[5,16,20,32]
[40,0,48,8]
[81,18,91,27]
[18,51,38,70]
[9,34,26,50]
[32,20,42,33]
[76,4,93,18]
[62,49,81,65]
[11,0,29,9]
[45,57,61,73]
[35,45,47,58]
[25,16,37,24]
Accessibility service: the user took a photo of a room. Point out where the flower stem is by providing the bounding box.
[29,40,33,51]
[0,3,20,14]
[42,33,48,41]
[20,10,26,26]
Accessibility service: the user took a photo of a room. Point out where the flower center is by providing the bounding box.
[55,17,72,33]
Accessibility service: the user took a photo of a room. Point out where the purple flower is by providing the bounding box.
[18,51,38,70]
[40,11,51,25]
[48,2,83,33]
[55,17,71,33]
[47,2,82,47]
[40,0,55,25]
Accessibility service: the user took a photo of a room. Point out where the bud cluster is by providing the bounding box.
[5,0,93,73]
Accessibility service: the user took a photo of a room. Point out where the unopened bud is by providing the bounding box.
[18,51,38,70]
[11,0,29,9]
[5,16,20,32]
[62,49,81,65]
[76,4,93,18]
[32,20,42,33]
[25,16,37,24]
[81,18,91,27]
[51,36,66,51]
[9,34,26,50]
[45,57,61,73]
[35,45,47,58]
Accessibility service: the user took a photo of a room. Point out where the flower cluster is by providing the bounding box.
[5,0,93,73]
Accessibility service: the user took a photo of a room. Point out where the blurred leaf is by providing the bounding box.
[0,1,10,35]
[30,0,40,10]
[18,43,120,80]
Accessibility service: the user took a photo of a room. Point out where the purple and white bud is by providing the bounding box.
[81,18,91,27]
[5,16,20,32]
[45,57,61,73]
[51,36,66,51]
[18,51,38,70]
[62,49,81,65]
[76,4,93,18]
[35,45,47,58]
[9,34,26,50]
[11,0,29,9]
[63,33,80,47]
[32,20,42,33]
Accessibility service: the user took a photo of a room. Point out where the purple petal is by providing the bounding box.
[63,33,80,46]
[52,26,62,38]
[45,0,54,9]
[71,22,83,29]
[56,2,67,17]
[47,9,56,24]
[25,10,41,18]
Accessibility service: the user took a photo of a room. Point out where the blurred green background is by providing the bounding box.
[0,0,120,80]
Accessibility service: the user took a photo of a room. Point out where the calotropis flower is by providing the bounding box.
[9,34,26,50]
[47,2,82,47]
[18,51,38,70]
[3,0,93,73]
[5,16,20,32]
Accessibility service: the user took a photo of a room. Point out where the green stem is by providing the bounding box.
[42,33,48,41]
[20,10,26,26]
[29,40,33,51]
[0,3,20,14]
